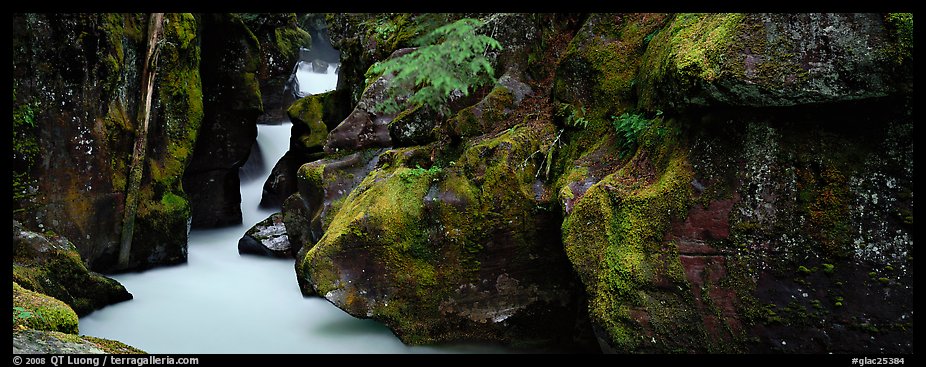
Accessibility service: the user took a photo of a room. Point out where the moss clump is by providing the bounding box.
[553,13,671,121]
[442,84,515,139]
[13,282,79,334]
[562,116,708,352]
[637,13,746,111]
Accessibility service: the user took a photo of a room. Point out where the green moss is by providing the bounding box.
[562,117,699,352]
[13,282,79,334]
[302,123,563,344]
[273,26,311,62]
[637,13,745,110]
[80,335,147,354]
[884,13,913,65]
[554,14,671,121]
[443,84,515,139]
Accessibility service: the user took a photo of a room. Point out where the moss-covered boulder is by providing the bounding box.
[238,213,292,258]
[13,221,132,316]
[13,330,146,354]
[289,148,385,284]
[299,123,596,350]
[637,13,914,112]
[13,282,79,334]
[12,13,201,272]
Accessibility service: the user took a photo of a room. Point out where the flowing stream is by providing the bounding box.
[79,59,505,354]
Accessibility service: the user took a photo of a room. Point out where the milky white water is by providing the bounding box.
[79,59,506,354]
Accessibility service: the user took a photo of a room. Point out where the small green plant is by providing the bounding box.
[400,164,443,183]
[13,306,38,330]
[555,104,590,129]
[370,18,502,114]
[611,112,651,157]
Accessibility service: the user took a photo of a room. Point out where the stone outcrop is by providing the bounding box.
[240,13,311,123]
[290,12,913,354]
[13,221,132,316]
[183,13,263,228]
[12,13,202,272]
[553,13,914,353]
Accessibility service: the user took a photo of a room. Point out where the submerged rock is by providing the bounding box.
[238,213,292,258]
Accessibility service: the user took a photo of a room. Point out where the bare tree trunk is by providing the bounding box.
[119,13,165,269]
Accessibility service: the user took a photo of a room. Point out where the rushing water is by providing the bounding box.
[79,59,505,354]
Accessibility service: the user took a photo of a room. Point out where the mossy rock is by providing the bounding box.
[12,330,146,354]
[637,13,913,112]
[13,282,79,334]
[80,335,147,354]
[13,221,132,316]
[553,13,670,122]
[300,123,597,351]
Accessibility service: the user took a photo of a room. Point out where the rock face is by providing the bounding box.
[240,13,312,124]
[12,13,202,272]
[259,91,348,209]
[552,13,914,353]
[13,221,132,316]
[298,131,595,349]
[637,13,914,111]
[288,12,913,353]
[183,13,263,228]
[238,213,292,258]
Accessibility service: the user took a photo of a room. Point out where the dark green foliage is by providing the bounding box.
[555,103,590,129]
[369,18,502,114]
[611,112,651,157]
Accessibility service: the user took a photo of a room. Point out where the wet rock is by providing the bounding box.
[324,49,418,153]
[238,213,292,258]
[282,193,312,259]
[261,91,349,208]
[387,103,440,147]
[13,221,132,316]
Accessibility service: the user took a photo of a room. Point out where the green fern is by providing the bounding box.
[370,18,502,114]
[612,113,650,157]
